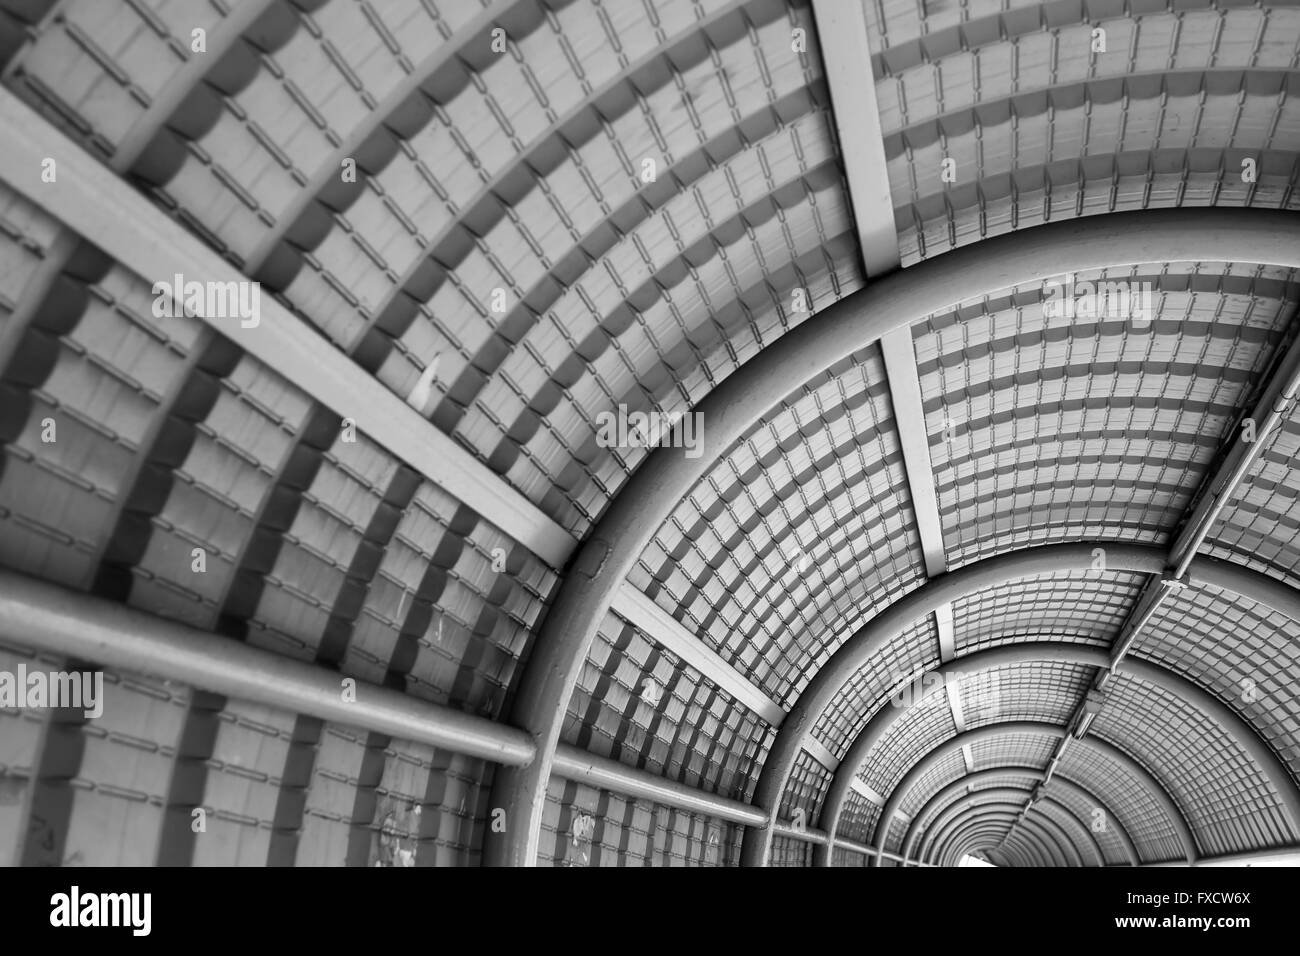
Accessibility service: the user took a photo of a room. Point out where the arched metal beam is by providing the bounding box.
[949,834,1014,867]
[904,767,1115,867]
[1034,797,1106,868]
[937,815,1026,866]
[908,770,1042,861]
[747,542,1162,866]
[1043,775,1141,867]
[942,820,1040,868]
[933,806,1062,867]
[921,791,1092,868]
[485,208,1300,866]
[998,829,1046,868]
[832,720,1198,867]
[819,646,1198,863]
[922,790,1038,862]
[945,827,1017,867]
[839,647,1300,865]
[1016,818,1069,868]
[1023,807,1088,868]
[748,549,1300,866]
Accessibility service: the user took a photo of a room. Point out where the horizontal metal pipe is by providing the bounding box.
[768,824,924,864]
[0,569,770,827]
[552,745,766,827]
[0,569,536,765]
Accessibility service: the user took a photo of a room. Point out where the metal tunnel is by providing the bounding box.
[0,0,1298,870]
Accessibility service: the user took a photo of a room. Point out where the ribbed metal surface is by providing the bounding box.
[1,0,1298,868]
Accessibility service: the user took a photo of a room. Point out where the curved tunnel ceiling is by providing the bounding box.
[0,0,1297,868]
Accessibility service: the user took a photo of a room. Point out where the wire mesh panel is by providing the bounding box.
[1093,673,1295,857]
[565,608,774,802]
[0,0,1298,873]
[540,776,741,867]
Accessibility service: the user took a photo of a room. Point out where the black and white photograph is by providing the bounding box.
[0,0,1296,938]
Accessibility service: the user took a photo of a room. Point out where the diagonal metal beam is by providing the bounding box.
[1169,305,1300,576]
[849,776,885,807]
[810,0,966,775]
[0,87,575,569]
[611,581,785,726]
[809,0,897,276]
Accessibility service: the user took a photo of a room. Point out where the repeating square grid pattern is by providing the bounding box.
[1135,585,1300,786]
[837,788,881,845]
[540,777,740,867]
[969,732,1059,771]
[1044,776,1132,866]
[858,691,958,796]
[915,271,1292,566]
[780,748,833,822]
[952,571,1146,652]
[1206,412,1300,579]
[633,347,926,704]
[1094,673,1293,857]
[812,617,938,761]
[962,661,1098,729]
[1062,740,1185,863]
[565,609,773,803]
[899,748,969,819]
[769,834,815,867]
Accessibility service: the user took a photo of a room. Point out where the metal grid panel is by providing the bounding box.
[812,616,937,761]
[1135,585,1300,787]
[1205,412,1300,578]
[634,344,925,706]
[864,0,1052,54]
[836,786,880,844]
[892,776,1037,859]
[878,6,1300,263]
[875,6,1300,134]
[293,731,493,867]
[968,731,1058,772]
[858,688,958,796]
[565,608,774,802]
[5,0,231,151]
[898,747,968,819]
[0,258,207,587]
[0,641,52,860]
[1043,775,1130,867]
[1061,738,1184,863]
[539,777,741,866]
[831,845,868,866]
[917,267,1295,567]
[780,747,833,822]
[961,661,1098,729]
[22,665,188,867]
[952,570,1147,653]
[0,0,1297,869]
[767,832,815,866]
[0,180,63,322]
[1033,797,1096,865]
[1093,672,1295,857]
